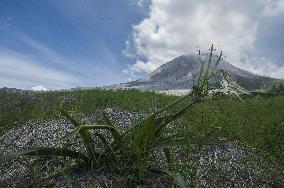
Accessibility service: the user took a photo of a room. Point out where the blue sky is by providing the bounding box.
[1,0,284,90]
[0,0,146,89]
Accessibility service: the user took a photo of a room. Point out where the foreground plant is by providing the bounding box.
[0,44,247,187]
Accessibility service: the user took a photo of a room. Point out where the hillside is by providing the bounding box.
[116,54,280,92]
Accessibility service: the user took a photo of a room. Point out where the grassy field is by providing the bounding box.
[1,89,283,164]
[0,89,177,134]
[0,89,284,186]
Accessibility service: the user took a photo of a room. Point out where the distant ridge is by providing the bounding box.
[112,54,281,92]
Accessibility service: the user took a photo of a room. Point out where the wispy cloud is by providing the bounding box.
[0,49,78,90]
[0,32,127,89]
[19,35,66,65]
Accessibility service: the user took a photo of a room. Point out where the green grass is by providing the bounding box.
[0,89,201,186]
[0,89,178,134]
[1,89,283,164]
[185,95,284,162]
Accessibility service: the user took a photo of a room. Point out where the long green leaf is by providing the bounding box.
[170,172,187,188]
[121,94,191,143]
[93,132,112,152]
[133,114,157,149]
[157,93,192,114]
[81,125,122,147]
[61,110,97,160]
[61,126,82,141]
[154,101,196,136]
[132,114,167,151]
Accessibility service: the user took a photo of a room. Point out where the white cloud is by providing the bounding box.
[123,60,156,75]
[240,55,284,79]
[31,85,48,91]
[128,0,150,10]
[136,0,150,8]
[124,0,284,79]
[0,49,78,90]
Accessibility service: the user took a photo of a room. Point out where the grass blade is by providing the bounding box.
[61,110,97,160]
[170,172,187,188]
[155,101,196,136]
[81,125,122,147]
[61,126,82,141]
[157,93,192,114]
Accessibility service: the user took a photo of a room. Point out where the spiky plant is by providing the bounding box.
[0,44,247,187]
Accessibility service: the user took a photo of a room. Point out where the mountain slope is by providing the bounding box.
[122,54,278,91]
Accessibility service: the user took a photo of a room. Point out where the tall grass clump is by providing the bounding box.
[0,45,247,186]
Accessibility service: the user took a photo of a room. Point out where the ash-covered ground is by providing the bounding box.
[0,108,283,187]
